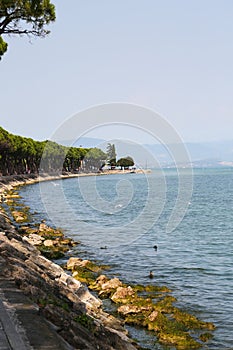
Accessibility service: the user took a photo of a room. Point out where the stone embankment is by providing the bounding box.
[0,175,138,350]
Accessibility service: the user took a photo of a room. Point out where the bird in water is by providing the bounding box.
[153,245,158,251]
[149,271,154,279]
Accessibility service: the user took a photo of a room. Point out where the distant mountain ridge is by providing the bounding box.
[145,141,233,167]
[67,137,233,167]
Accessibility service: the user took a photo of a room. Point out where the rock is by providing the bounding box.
[111,286,135,303]
[39,223,49,232]
[78,259,91,267]
[23,233,44,246]
[95,313,124,332]
[59,239,71,245]
[67,276,82,290]
[98,278,123,298]
[58,271,82,289]
[76,286,102,310]
[67,257,83,269]
[10,238,38,255]
[43,239,54,247]
[96,275,108,285]
[118,304,153,315]
[6,194,20,199]
[101,278,122,291]
[118,305,141,315]
[12,211,26,222]
[148,310,159,321]
[67,258,103,277]
[20,226,38,235]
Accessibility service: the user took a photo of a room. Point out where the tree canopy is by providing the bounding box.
[106,143,116,167]
[83,148,107,172]
[0,126,107,176]
[0,0,56,59]
[117,156,134,169]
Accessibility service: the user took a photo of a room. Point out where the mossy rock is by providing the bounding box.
[124,313,146,326]
[173,309,215,330]
[158,331,201,349]
[147,312,186,332]
[146,285,171,293]
[199,332,213,342]
[18,226,38,235]
[154,295,177,313]
[73,268,97,284]
[83,261,103,273]
[11,210,29,223]
[38,246,65,259]
[129,297,154,311]
[132,284,171,299]
[40,230,64,239]
[87,274,215,348]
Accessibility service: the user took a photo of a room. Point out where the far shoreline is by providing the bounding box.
[0,169,151,194]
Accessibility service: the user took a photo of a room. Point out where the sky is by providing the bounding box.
[1,0,233,144]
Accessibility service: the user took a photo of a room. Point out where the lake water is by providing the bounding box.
[19,168,233,349]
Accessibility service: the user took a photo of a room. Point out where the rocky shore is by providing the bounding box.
[0,174,215,350]
[0,174,138,350]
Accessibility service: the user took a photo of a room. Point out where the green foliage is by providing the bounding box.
[0,35,7,58]
[83,147,107,171]
[116,156,134,168]
[106,144,135,169]
[40,140,66,173]
[0,0,56,58]
[106,143,116,167]
[63,147,87,172]
[0,126,105,175]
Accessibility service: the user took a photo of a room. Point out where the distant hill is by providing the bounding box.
[60,137,233,168]
[145,141,233,167]
[60,137,106,148]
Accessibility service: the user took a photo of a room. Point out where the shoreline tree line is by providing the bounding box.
[0,127,134,176]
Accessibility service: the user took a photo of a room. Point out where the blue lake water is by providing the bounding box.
[19,168,233,349]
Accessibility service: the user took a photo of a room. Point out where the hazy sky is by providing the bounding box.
[1,0,233,143]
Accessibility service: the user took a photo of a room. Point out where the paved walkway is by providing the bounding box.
[0,278,73,350]
[0,296,28,350]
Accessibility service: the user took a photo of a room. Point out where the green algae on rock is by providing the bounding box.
[67,264,215,350]
[66,257,110,285]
